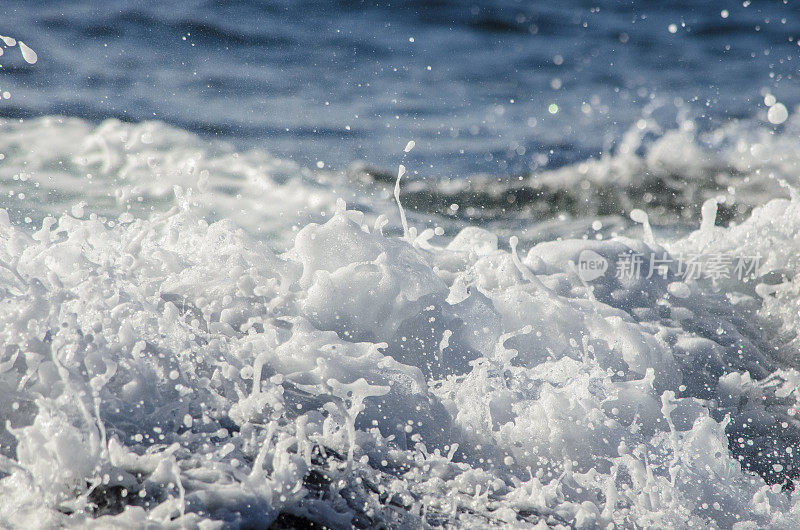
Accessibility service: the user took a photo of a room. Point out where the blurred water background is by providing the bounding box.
[1,0,797,179]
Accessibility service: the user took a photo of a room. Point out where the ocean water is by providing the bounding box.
[1,0,798,177]
[2,1,800,528]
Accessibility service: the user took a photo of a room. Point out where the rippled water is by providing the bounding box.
[1,0,798,176]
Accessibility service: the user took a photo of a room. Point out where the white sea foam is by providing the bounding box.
[1,116,800,527]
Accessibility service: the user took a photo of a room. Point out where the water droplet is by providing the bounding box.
[19,41,37,64]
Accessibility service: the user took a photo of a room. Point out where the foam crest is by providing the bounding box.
[0,184,798,527]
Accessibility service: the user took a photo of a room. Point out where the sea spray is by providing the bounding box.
[1,120,800,527]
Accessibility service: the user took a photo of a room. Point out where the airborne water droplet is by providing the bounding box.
[19,42,37,64]
[767,103,788,125]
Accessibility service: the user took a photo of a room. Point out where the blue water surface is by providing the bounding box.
[0,0,797,177]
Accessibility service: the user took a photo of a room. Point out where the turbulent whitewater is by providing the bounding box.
[0,116,799,528]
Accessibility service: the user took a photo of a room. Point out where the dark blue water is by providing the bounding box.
[0,0,798,178]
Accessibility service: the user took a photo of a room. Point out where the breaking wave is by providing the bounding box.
[1,116,800,527]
